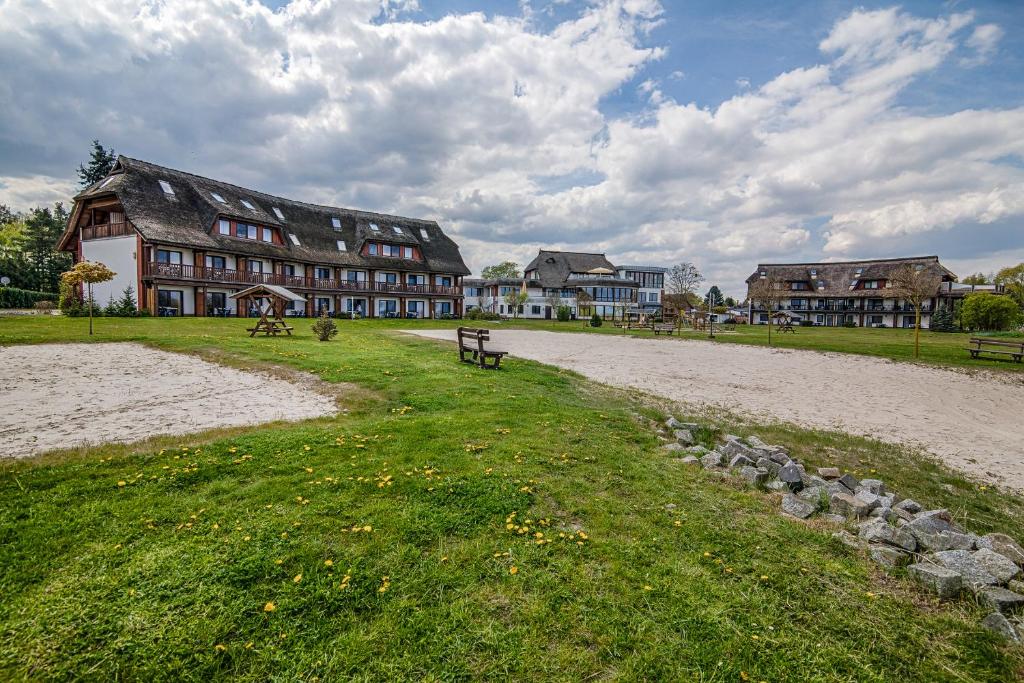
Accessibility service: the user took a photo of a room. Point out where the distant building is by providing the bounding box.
[57,156,470,318]
[465,250,657,320]
[744,256,998,329]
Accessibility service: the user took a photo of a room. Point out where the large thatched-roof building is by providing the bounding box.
[744,256,996,328]
[58,156,470,318]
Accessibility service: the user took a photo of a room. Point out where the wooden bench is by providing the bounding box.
[457,327,508,369]
[652,323,675,336]
[965,337,1024,363]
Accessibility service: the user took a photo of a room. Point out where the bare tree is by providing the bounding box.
[889,264,941,359]
[748,273,787,346]
[665,262,703,328]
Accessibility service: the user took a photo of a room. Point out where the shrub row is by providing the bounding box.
[0,286,59,309]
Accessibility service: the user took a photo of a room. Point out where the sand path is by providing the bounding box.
[0,342,336,457]
[409,329,1024,489]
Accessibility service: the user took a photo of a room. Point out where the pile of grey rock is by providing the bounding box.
[660,416,1024,641]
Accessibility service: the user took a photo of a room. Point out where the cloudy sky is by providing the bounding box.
[0,0,1021,295]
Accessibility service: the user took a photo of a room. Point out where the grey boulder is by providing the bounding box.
[981,612,1021,642]
[859,521,916,552]
[870,545,910,569]
[781,494,816,520]
[739,466,769,487]
[978,586,1024,615]
[674,429,694,445]
[974,548,1022,584]
[907,563,963,600]
[932,550,999,588]
[977,533,1024,567]
[817,467,841,480]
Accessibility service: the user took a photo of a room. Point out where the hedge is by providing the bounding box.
[0,286,59,309]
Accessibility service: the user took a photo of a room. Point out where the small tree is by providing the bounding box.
[994,263,1024,309]
[748,274,786,346]
[889,264,941,359]
[78,140,117,187]
[930,306,957,333]
[589,312,602,327]
[704,285,724,308]
[481,261,521,280]
[60,261,115,335]
[503,290,528,319]
[666,262,703,327]
[311,309,338,341]
[556,305,572,322]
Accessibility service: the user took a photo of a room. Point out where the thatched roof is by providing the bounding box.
[61,156,470,275]
[523,250,635,289]
[745,256,956,298]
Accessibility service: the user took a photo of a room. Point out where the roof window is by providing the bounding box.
[273,207,285,221]
[392,225,403,235]
[240,199,256,211]
[158,180,175,196]
[369,222,380,232]
[337,240,347,251]
[419,228,430,240]
[211,192,227,204]
[288,233,300,246]
[331,217,342,230]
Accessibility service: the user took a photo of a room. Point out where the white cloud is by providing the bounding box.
[963,23,1004,65]
[0,2,1019,296]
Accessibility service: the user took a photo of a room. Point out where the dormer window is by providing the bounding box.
[240,199,256,211]
[159,180,174,196]
[368,243,378,255]
[273,207,285,221]
[218,219,230,235]
[369,223,380,232]
[331,217,342,230]
[403,246,413,259]
[337,240,347,251]
[211,192,227,204]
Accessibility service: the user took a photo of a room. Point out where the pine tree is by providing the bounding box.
[77,140,117,187]
[22,204,71,292]
[704,285,724,307]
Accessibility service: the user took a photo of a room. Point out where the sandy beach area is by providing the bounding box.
[409,329,1024,489]
[0,342,337,457]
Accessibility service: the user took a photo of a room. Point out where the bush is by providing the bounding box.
[930,306,957,333]
[556,305,572,322]
[0,286,59,309]
[589,313,602,327]
[104,286,139,317]
[960,292,1022,331]
[466,307,501,321]
[841,320,857,328]
[311,310,338,341]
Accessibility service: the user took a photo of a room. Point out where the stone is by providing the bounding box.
[981,612,1021,642]
[825,480,854,498]
[894,498,923,515]
[932,550,999,588]
[870,545,910,569]
[859,521,916,551]
[700,451,725,469]
[778,464,804,492]
[908,511,956,538]
[739,466,769,487]
[974,548,1022,584]
[797,486,827,506]
[746,435,770,450]
[666,417,683,429]
[838,473,860,492]
[977,533,1024,567]
[662,443,684,453]
[781,494,816,519]
[757,457,781,476]
[833,530,867,551]
[830,492,871,519]
[686,445,709,455]
[818,467,841,480]
[853,490,882,513]
[868,507,895,523]
[908,563,963,600]
[858,478,886,496]
[729,454,754,468]
[679,455,700,466]
[1010,579,1024,594]
[673,429,694,445]
[892,507,916,524]
[823,513,848,524]
[721,440,757,460]
[765,480,788,492]
[977,587,1024,615]
[909,528,977,553]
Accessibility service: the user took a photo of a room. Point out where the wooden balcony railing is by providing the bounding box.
[144,262,461,296]
[81,222,134,240]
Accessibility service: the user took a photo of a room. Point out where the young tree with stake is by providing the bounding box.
[60,261,115,336]
[888,264,941,359]
[748,273,786,346]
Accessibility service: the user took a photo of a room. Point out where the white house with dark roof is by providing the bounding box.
[58,157,470,318]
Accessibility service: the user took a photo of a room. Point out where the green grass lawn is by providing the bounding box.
[1,316,1023,681]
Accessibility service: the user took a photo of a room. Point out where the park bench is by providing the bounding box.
[652,323,676,336]
[965,337,1024,363]
[457,327,508,369]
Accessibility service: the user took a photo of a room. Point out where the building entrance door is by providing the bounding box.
[545,306,552,319]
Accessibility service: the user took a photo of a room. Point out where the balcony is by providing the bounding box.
[144,262,461,296]
[81,222,134,240]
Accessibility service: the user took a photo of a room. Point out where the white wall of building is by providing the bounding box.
[81,236,137,306]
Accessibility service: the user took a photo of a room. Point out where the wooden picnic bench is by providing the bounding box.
[652,323,675,336]
[457,327,508,369]
[965,337,1024,363]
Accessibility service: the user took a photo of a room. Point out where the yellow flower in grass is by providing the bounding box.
[293,574,302,583]
[117,481,126,487]
[324,559,334,567]
[509,566,518,575]
[245,641,253,649]
[378,576,391,593]
[215,644,227,652]
[264,602,276,612]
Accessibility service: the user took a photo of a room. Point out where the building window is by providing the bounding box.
[381,273,397,284]
[262,227,273,242]
[158,180,175,196]
[531,305,541,315]
[791,282,808,290]
[288,233,300,246]
[863,280,880,289]
[437,302,452,315]
[273,207,285,221]
[369,223,380,232]
[236,223,250,239]
[638,292,647,303]
[156,250,182,264]
[315,267,331,280]
[218,219,230,235]
[419,228,430,240]
[368,244,378,256]
[408,274,425,285]
[347,271,364,282]
[206,291,227,314]
[211,192,226,204]
[392,226,403,235]
[381,244,399,257]
[157,290,183,315]
[248,261,264,273]
[240,199,256,211]
[206,255,226,269]
[436,276,452,287]
[337,240,346,251]
[283,264,295,276]
[403,246,413,259]
[331,217,342,230]
[316,297,330,313]
[649,292,658,303]
[378,299,397,315]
